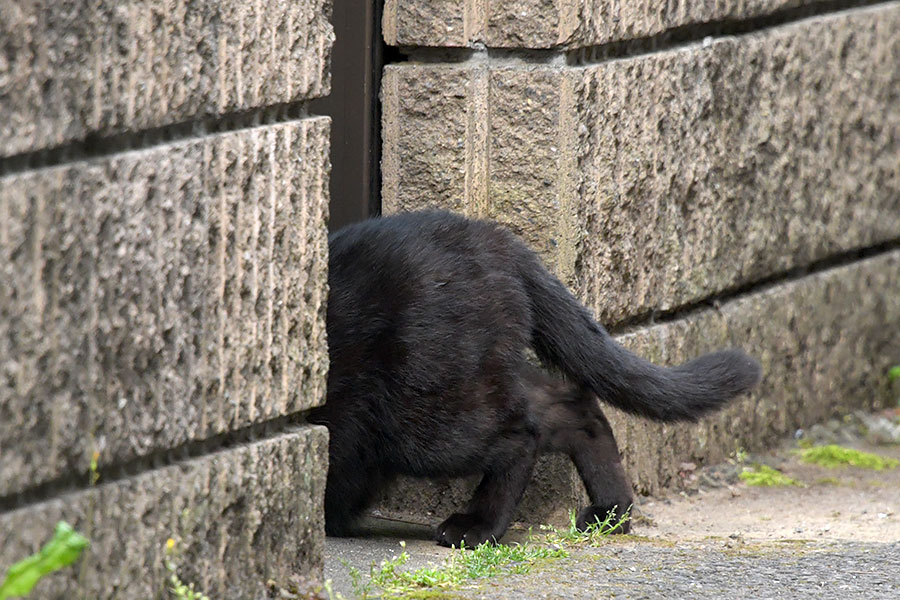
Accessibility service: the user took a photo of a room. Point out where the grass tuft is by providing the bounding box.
[539,507,631,547]
[739,464,800,487]
[797,445,899,470]
[354,541,565,599]
[352,507,628,598]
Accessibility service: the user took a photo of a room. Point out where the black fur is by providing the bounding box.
[308,210,762,547]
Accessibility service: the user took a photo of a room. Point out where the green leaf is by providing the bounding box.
[888,365,900,382]
[0,522,89,599]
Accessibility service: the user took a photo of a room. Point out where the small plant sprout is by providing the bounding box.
[164,538,210,600]
[89,450,100,486]
[732,447,749,464]
[888,365,900,382]
[0,522,89,600]
[541,506,632,547]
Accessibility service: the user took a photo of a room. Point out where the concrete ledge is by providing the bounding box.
[0,426,328,600]
[382,4,900,323]
[373,250,900,525]
[0,0,333,155]
[0,118,329,496]
[384,0,838,48]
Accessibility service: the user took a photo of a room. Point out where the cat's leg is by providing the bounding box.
[567,407,633,532]
[320,434,387,537]
[436,424,539,548]
[535,378,634,533]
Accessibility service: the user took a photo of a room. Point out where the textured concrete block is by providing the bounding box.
[612,250,900,495]
[0,0,333,156]
[384,0,826,48]
[382,5,900,323]
[0,118,329,496]
[375,251,900,525]
[0,426,328,600]
[574,4,900,324]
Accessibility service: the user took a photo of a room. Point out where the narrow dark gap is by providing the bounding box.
[566,0,889,65]
[311,0,406,232]
[397,0,888,65]
[0,102,312,178]
[0,412,313,514]
[608,238,900,336]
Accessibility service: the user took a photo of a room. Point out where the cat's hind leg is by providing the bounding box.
[534,374,634,533]
[319,433,388,537]
[435,415,539,547]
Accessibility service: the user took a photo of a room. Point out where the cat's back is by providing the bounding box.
[326,211,531,398]
[327,211,524,298]
[329,210,509,268]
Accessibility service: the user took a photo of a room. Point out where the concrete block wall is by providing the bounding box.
[0,1,333,598]
[378,1,900,524]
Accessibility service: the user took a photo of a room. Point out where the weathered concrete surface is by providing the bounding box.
[573,4,900,325]
[383,0,833,48]
[0,426,328,600]
[382,4,900,323]
[373,250,900,525]
[0,0,333,156]
[0,118,330,496]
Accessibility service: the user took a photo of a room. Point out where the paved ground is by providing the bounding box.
[324,413,900,599]
[464,540,899,599]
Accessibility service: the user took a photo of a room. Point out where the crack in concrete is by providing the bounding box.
[389,0,894,67]
[608,239,900,335]
[0,413,318,515]
[0,100,317,177]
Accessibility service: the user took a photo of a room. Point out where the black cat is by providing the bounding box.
[308,210,761,548]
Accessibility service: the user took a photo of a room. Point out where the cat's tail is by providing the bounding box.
[516,251,761,422]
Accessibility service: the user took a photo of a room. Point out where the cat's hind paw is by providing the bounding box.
[435,513,498,548]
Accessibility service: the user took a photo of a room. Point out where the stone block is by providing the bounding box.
[374,250,900,524]
[0,426,328,600]
[612,250,900,495]
[382,5,900,323]
[384,0,828,48]
[0,0,333,156]
[0,118,330,496]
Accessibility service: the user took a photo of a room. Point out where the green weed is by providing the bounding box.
[351,507,629,598]
[353,539,565,599]
[739,464,800,487]
[164,539,210,600]
[797,445,899,470]
[888,365,900,383]
[0,522,89,600]
[539,507,632,547]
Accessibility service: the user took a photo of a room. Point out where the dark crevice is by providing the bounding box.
[0,412,318,515]
[393,0,889,65]
[608,238,900,336]
[0,100,316,177]
[566,0,890,65]
[402,45,565,64]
